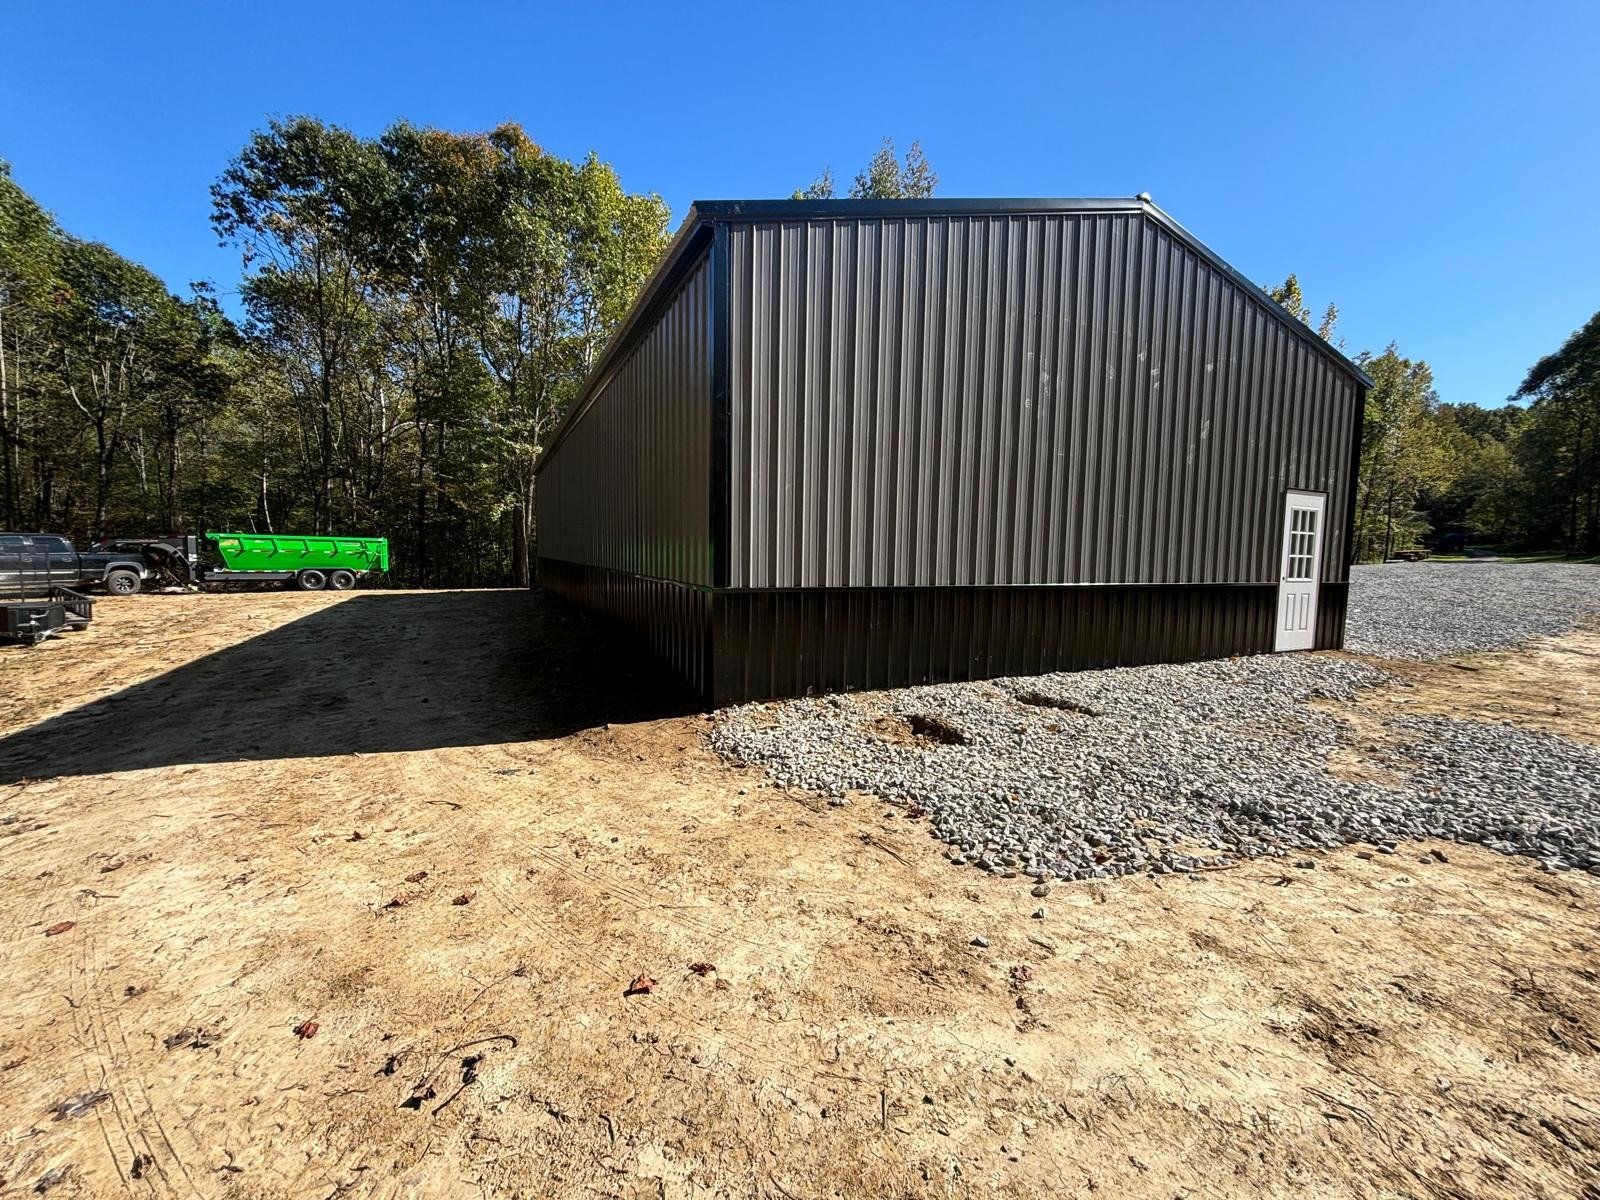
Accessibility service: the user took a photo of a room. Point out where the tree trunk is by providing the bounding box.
[164,409,181,533]
[133,433,152,530]
[512,481,534,588]
[316,371,334,535]
[1382,480,1397,562]
[256,459,273,533]
[0,311,16,528]
[34,461,51,528]
[414,421,428,587]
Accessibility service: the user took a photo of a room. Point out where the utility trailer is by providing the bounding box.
[1,536,96,646]
[0,588,95,645]
[150,533,389,591]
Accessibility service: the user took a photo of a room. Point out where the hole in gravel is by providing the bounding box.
[1013,691,1102,717]
[905,714,971,746]
[868,713,972,746]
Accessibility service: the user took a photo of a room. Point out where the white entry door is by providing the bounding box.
[1274,491,1326,652]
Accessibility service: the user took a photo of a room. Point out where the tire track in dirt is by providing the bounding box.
[86,905,208,1198]
[67,903,160,1196]
[191,760,406,1200]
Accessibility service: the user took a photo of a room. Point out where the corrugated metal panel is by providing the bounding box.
[537,558,711,697]
[539,569,1344,706]
[727,212,1360,591]
[536,250,713,586]
[711,584,1285,705]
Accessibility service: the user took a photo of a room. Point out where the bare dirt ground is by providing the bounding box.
[1319,620,1600,787]
[1,592,1598,1199]
[1351,620,1600,747]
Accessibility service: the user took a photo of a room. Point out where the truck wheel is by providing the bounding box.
[105,568,142,596]
[297,569,328,591]
[328,569,357,591]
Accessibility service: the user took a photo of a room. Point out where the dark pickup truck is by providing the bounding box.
[0,533,155,597]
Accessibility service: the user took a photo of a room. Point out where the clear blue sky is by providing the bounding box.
[3,0,1595,407]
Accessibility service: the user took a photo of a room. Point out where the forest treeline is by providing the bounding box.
[1,120,670,585]
[2,128,1597,587]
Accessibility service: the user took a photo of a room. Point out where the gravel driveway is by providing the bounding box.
[712,562,1600,882]
[1345,561,1600,658]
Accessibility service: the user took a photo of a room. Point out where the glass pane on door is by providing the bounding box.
[1286,509,1318,580]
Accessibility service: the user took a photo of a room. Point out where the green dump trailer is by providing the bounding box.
[197,532,389,591]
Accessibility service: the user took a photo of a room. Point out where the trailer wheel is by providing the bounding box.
[105,569,142,596]
[328,569,357,591]
[297,569,328,591]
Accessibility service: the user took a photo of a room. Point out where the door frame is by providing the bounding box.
[1274,489,1327,652]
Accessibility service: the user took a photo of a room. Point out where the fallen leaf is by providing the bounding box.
[99,861,124,873]
[400,1082,437,1110]
[51,1089,110,1120]
[43,921,75,937]
[3,1056,27,1070]
[451,893,474,906]
[1009,965,1035,985]
[624,975,656,997]
[383,896,409,909]
[688,962,716,976]
[348,831,366,842]
[404,870,428,884]
[33,1164,71,1192]
[164,1027,220,1051]
[293,1020,318,1039]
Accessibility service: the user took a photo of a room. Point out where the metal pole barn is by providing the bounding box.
[534,197,1371,705]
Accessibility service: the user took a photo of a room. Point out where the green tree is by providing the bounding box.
[792,138,937,200]
[212,117,390,534]
[210,118,668,585]
[128,284,237,533]
[52,238,200,539]
[1265,273,1339,343]
[793,167,835,200]
[0,159,63,527]
[1351,345,1458,561]
[1514,312,1600,553]
[1421,403,1527,546]
[1461,433,1524,542]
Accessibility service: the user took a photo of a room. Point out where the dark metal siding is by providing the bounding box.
[536,250,713,587]
[537,569,1339,706]
[726,212,1361,591]
[711,584,1283,705]
[537,559,712,698]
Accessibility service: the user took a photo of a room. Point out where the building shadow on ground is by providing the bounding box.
[0,589,702,784]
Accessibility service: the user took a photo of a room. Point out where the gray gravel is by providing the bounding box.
[711,563,1600,881]
[1346,561,1600,659]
